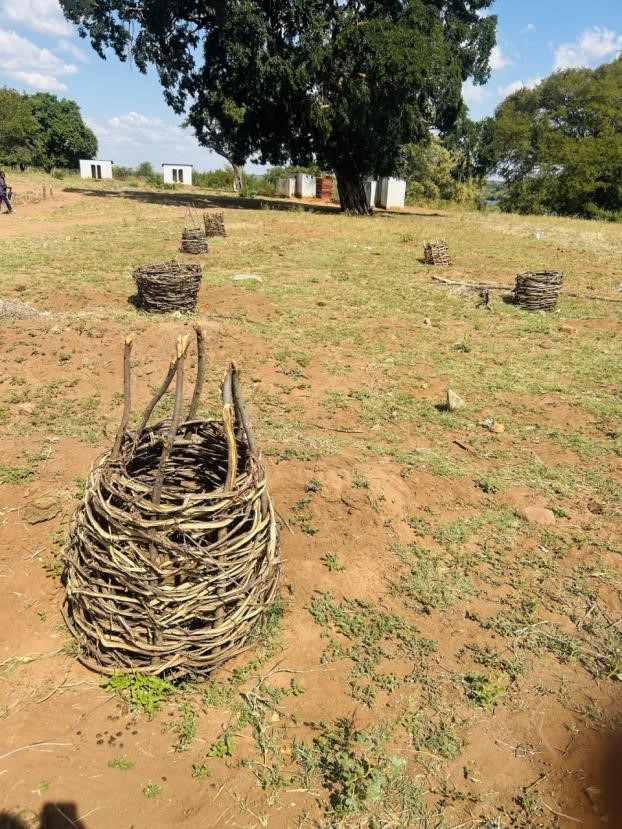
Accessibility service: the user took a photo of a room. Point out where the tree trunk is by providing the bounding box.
[334,166,371,214]
[231,163,244,192]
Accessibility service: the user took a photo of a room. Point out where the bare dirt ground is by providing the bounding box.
[1,182,621,829]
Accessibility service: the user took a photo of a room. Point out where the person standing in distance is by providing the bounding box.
[0,172,14,214]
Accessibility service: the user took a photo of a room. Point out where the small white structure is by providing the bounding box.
[364,179,377,209]
[162,163,193,186]
[79,159,113,180]
[278,177,296,198]
[295,173,316,198]
[376,177,406,209]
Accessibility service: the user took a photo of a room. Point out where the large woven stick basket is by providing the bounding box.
[132,260,202,313]
[515,271,563,311]
[62,328,280,678]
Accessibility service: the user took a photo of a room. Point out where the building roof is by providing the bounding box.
[79,159,113,162]
[161,163,193,167]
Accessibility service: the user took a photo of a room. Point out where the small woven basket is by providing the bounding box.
[204,211,227,238]
[515,271,563,311]
[63,331,280,678]
[132,260,202,313]
[132,259,203,314]
[423,239,451,266]
[180,227,209,254]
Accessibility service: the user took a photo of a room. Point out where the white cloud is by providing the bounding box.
[462,79,492,106]
[9,71,68,92]
[497,77,542,99]
[522,23,536,34]
[0,0,72,37]
[88,111,198,161]
[553,27,622,71]
[498,80,525,98]
[490,45,513,71]
[0,29,78,91]
[55,39,90,63]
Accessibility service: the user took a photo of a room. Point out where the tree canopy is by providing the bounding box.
[60,0,497,212]
[0,89,96,170]
[29,93,98,170]
[0,88,39,167]
[479,57,622,220]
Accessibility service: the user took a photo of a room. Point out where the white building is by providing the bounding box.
[295,173,316,198]
[364,179,377,209]
[162,163,193,186]
[376,177,406,209]
[79,159,113,180]
[278,177,296,197]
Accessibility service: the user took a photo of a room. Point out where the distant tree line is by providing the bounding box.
[0,87,97,170]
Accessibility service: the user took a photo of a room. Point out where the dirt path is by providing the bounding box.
[0,190,127,238]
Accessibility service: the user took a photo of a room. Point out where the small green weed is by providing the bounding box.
[321,553,346,572]
[108,757,135,771]
[171,704,198,752]
[0,464,34,484]
[477,476,501,494]
[101,672,174,718]
[392,543,477,613]
[143,783,163,799]
[208,729,236,757]
[462,673,506,708]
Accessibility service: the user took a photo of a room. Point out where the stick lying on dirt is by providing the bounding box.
[431,275,513,291]
[431,274,622,303]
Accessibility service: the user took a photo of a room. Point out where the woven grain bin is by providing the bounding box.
[132,260,202,313]
[515,271,563,311]
[63,330,280,678]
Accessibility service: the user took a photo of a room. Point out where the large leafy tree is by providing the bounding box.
[29,93,97,170]
[60,0,496,212]
[479,57,622,219]
[0,87,40,167]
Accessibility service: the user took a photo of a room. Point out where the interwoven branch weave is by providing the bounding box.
[204,212,227,237]
[180,227,209,254]
[515,271,563,311]
[132,260,202,313]
[62,331,280,678]
[423,239,451,266]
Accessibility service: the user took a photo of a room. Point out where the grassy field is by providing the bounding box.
[0,172,621,828]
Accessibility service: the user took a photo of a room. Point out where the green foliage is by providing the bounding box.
[392,543,478,613]
[0,87,39,166]
[404,711,464,759]
[29,93,97,170]
[0,88,95,169]
[321,553,346,572]
[108,757,135,771]
[481,57,622,219]
[143,783,163,798]
[402,134,482,206]
[171,704,198,752]
[101,673,174,718]
[207,729,236,757]
[0,464,34,484]
[308,719,407,815]
[191,762,211,779]
[462,673,506,707]
[59,0,497,212]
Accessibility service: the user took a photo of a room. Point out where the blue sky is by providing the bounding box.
[1,0,621,171]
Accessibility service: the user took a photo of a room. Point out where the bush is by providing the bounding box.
[113,165,134,180]
[193,168,235,189]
